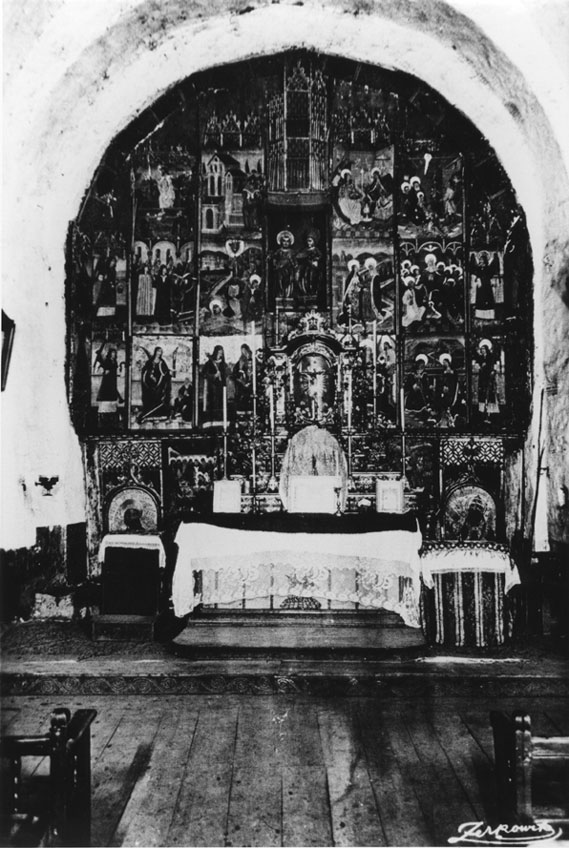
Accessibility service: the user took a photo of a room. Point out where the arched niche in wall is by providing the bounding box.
[66,50,534,541]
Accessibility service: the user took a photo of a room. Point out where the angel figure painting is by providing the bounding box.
[131,335,193,429]
[91,332,126,427]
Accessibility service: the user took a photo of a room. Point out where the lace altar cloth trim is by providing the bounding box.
[98,534,166,569]
[420,544,520,594]
[172,524,423,628]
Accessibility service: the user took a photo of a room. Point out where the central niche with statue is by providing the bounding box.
[67,49,532,571]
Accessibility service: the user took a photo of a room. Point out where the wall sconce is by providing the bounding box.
[1,310,16,391]
[35,476,60,496]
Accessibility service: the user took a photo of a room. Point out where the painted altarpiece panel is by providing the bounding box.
[198,333,263,429]
[130,334,194,430]
[130,108,199,334]
[332,239,395,333]
[397,154,463,242]
[399,239,465,334]
[90,330,126,429]
[403,336,467,429]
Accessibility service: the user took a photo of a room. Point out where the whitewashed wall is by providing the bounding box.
[2,0,569,549]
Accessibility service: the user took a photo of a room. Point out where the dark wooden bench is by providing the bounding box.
[490,711,569,833]
[1,708,97,847]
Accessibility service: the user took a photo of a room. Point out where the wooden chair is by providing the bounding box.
[490,711,569,833]
[1,707,97,847]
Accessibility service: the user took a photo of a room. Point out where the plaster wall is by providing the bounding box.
[2,0,569,549]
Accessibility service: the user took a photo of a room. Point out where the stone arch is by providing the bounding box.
[3,0,568,548]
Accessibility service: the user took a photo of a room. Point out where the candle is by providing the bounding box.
[289,364,294,394]
[373,321,377,369]
[347,371,352,430]
[222,385,227,430]
[250,322,256,392]
[337,356,341,389]
[251,445,256,491]
[400,386,405,432]
[269,384,275,431]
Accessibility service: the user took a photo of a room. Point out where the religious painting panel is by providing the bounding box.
[330,143,394,240]
[132,238,196,334]
[268,210,327,313]
[199,240,264,337]
[130,106,199,334]
[198,77,265,337]
[399,239,465,334]
[332,238,394,332]
[163,439,218,526]
[90,329,127,430]
[200,145,264,239]
[469,248,505,329]
[470,335,507,429]
[74,152,131,324]
[397,154,463,241]
[198,333,263,429]
[403,336,467,429]
[468,151,516,250]
[469,218,531,331]
[130,334,194,430]
[374,333,398,427]
[337,333,397,432]
[404,439,439,538]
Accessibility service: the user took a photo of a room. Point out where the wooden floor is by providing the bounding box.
[2,693,568,847]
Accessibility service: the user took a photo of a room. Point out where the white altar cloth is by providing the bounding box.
[172,522,423,627]
[420,543,520,594]
[98,534,166,569]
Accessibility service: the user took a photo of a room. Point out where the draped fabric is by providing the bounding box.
[98,534,166,569]
[279,426,348,511]
[172,521,423,627]
[420,541,520,593]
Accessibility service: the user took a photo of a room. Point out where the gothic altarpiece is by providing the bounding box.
[66,52,533,582]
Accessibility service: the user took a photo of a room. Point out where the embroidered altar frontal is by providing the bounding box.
[172,515,422,628]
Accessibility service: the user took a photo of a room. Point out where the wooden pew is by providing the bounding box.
[490,711,569,832]
[1,707,97,847]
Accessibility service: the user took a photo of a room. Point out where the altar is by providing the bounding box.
[172,513,422,629]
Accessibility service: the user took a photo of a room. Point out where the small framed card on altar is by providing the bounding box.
[213,480,242,513]
[376,476,405,514]
[288,476,342,514]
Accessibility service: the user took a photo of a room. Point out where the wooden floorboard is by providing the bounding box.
[167,701,239,847]
[226,700,282,847]
[399,709,478,846]
[357,703,433,847]
[2,692,569,847]
[91,699,166,847]
[317,701,387,847]
[111,706,198,848]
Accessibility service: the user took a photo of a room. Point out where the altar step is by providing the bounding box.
[91,614,155,641]
[172,610,426,657]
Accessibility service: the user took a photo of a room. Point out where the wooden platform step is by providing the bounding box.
[173,610,426,654]
[91,615,155,641]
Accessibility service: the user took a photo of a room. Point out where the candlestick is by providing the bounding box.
[250,321,256,393]
[372,321,378,421]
